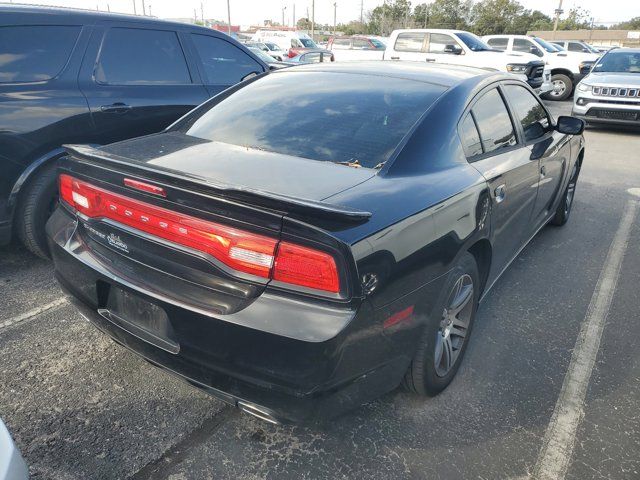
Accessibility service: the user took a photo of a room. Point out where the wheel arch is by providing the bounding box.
[550,68,574,80]
[467,238,492,296]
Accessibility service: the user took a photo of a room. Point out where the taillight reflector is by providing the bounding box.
[59,174,341,293]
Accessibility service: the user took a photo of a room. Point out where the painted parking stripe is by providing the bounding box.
[533,199,638,480]
[0,298,67,331]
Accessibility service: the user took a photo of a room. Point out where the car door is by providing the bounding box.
[387,32,429,61]
[78,23,209,146]
[427,32,465,65]
[502,83,570,230]
[188,33,266,97]
[460,86,540,282]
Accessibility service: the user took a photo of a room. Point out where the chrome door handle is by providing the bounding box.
[390,56,400,60]
[494,184,506,203]
[426,58,436,62]
[100,103,133,113]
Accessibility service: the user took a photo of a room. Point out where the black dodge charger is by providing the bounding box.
[47,62,585,424]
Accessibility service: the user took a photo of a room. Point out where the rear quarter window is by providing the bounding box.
[0,25,81,83]
[394,33,427,52]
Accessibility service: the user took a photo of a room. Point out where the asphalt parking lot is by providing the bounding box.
[1,99,639,480]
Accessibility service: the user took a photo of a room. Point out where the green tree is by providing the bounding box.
[511,9,553,34]
[420,0,472,29]
[556,7,592,30]
[366,0,413,35]
[471,0,524,35]
[297,17,312,30]
[611,16,640,30]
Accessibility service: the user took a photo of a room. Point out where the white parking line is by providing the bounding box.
[533,199,638,480]
[0,298,68,331]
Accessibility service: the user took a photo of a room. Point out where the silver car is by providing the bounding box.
[572,48,640,126]
[0,419,28,480]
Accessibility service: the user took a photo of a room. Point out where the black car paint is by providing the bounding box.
[0,5,268,246]
[47,63,584,423]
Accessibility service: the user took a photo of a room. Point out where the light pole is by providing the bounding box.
[311,0,315,42]
[553,0,564,35]
[132,0,136,14]
[227,0,231,35]
[333,2,337,36]
[141,0,146,16]
[282,5,287,27]
[292,4,296,29]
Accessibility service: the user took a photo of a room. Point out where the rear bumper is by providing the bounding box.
[47,207,417,423]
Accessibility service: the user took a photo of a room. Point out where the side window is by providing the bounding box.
[332,38,351,49]
[191,34,263,85]
[429,33,459,53]
[486,37,508,50]
[303,52,322,63]
[471,88,517,154]
[394,32,427,52]
[459,113,483,158]
[0,25,81,83]
[352,39,370,50]
[503,84,550,141]
[96,28,190,85]
[568,42,586,52]
[513,38,532,53]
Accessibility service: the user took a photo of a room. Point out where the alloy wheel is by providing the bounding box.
[434,274,474,377]
[550,79,567,98]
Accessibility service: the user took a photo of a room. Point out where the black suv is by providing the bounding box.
[0,5,269,257]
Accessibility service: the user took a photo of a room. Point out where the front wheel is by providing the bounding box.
[551,162,580,226]
[543,73,573,101]
[403,252,480,396]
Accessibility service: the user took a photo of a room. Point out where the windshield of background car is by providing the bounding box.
[248,47,276,63]
[182,72,445,168]
[455,32,491,51]
[533,37,558,53]
[593,51,640,73]
[299,38,317,48]
[370,38,386,49]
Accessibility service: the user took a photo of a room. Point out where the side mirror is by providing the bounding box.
[444,44,462,55]
[556,116,585,135]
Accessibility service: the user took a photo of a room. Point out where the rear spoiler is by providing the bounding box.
[63,145,372,223]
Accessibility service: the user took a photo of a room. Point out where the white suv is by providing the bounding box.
[483,35,599,101]
[384,29,551,94]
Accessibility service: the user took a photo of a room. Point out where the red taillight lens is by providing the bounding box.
[273,242,340,293]
[59,174,277,278]
[59,174,341,293]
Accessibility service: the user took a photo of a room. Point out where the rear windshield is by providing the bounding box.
[182,71,444,169]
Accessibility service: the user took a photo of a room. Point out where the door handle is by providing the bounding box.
[100,103,133,113]
[540,165,547,178]
[494,184,506,203]
[426,58,436,62]
[390,56,400,60]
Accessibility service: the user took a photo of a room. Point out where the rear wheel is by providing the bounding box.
[544,74,573,101]
[15,162,59,258]
[403,252,480,396]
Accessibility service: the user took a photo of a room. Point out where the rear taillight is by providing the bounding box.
[59,174,341,293]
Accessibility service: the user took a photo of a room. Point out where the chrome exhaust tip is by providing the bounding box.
[237,401,280,424]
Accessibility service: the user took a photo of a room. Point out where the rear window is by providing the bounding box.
[394,33,426,52]
[0,25,81,83]
[181,72,444,169]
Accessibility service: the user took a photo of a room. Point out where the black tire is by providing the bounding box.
[543,73,573,101]
[403,252,480,396]
[15,161,60,259]
[551,162,580,226]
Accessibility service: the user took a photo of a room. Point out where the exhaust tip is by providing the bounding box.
[237,401,280,424]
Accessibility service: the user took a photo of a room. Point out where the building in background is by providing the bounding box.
[528,29,640,48]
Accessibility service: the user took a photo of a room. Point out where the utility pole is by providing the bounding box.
[282,5,287,27]
[381,0,386,36]
[553,0,563,35]
[292,4,295,29]
[227,0,231,34]
[201,2,204,24]
[360,0,363,25]
[333,2,337,35]
[141,0,146,16]
[311,0,315,42]
[148,3,151,16]
[132,0,136,14]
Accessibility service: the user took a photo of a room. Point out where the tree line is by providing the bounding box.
[297,0,640,37]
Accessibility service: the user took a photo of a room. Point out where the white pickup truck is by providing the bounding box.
[384,29,552,94]
[483,34,600,100]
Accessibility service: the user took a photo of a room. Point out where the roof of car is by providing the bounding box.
[275,61,499,87]
[606,47,640,53]
[0,4,218,33]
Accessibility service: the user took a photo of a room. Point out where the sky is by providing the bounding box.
[6,0,640,28]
